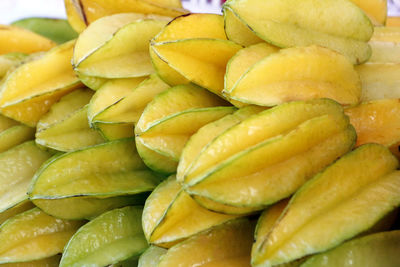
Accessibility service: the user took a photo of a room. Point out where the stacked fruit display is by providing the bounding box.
[0,0,399,266]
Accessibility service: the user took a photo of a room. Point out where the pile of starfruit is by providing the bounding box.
[0,0,400,266]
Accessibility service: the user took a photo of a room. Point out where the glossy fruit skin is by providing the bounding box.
[183,99,355,209]
[225,0,373,64]
[301,231,400,267]
[60,206,148,267]
[252,144,400,267]
[0,208,84,264]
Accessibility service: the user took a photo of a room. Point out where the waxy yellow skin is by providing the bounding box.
[253,145,400,266]
[0,208,84,264]
[0,25,55,54]
[158,219,254,267]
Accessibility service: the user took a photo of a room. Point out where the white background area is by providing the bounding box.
[0,0,67,24]
[0,0,399,24]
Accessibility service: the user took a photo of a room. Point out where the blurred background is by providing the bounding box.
[0,0,399,24]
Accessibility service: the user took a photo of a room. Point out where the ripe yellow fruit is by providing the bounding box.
[0,25,55,54]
